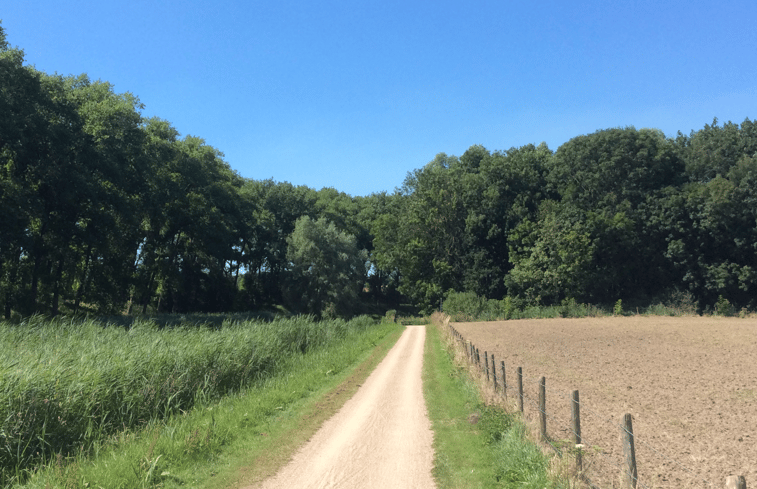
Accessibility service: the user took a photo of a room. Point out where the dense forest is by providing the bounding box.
[2,24,756,319]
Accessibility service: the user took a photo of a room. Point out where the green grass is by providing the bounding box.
[423,320,566,488]
[1,314,399,487]
[8,313,568,488]
[10,318,402,488]
[442,290,717,322]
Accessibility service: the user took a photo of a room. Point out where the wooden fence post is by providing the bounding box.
[485,351,490,381]
[517,367,524,412]
[726,476,747,489]
[622,413,638,489]
[572,390,582,472]
[491,354,497,391]
[501,361,506,399]
[538,377,547,441]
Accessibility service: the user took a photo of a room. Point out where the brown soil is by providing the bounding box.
[245,325,435,489]
[452,316,757,489]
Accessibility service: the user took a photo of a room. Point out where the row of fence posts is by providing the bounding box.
[447,324,748,489]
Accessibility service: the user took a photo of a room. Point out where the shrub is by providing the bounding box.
[614,299,623,316]
[384,309,397,323]
[715,295,733,316]
[443,291,486,321]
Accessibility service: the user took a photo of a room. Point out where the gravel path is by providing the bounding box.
[250,325,436,489]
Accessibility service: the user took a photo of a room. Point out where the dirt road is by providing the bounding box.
[251,325,436,489]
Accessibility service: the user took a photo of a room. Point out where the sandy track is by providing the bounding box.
[251,325,436,489]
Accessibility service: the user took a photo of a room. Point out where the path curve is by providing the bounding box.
[250,325,436,489]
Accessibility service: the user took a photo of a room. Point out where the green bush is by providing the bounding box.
[559,297,579,318]
[614,299,623,316]
[384,309,397,323]
[444,291,520,321]
[478,404,514,444]
[443,291,609,321]
[715,295,734,316]
[443,291,485,321]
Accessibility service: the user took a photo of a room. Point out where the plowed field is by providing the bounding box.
[452,316,757,489]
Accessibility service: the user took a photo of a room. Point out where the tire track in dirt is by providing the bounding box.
[248,325,436,489]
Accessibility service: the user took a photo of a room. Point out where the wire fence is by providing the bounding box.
[447,323,748,489]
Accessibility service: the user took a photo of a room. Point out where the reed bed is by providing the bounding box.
[0,314,375,482]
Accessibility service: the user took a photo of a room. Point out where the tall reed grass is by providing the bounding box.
[0,314,375,483]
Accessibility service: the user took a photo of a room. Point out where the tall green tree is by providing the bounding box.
[354,191,402,303]
[0,28,40,317]
[466,143,553,298]
[657,165,757,310]
[682,118,757,183]
[62,75,147,314]
[133,122,244,313]
[0,64,94,315]
[506,128,686,305]
[285,216,367,317]
[372,144,553,310]
[237,180,317,306]
[548,127,684,210]
[372,153,470,311]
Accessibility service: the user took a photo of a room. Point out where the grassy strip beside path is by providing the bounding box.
[1,315,384,483]
[423,321,566,488]
[14,321,403,489]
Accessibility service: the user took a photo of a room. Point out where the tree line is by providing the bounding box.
[2,23,755,318]
[374,124,757,314]
[0,25,389,319]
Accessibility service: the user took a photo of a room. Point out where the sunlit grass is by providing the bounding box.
[0,314,385,485]
[14,319,401,488]
[424,320,567,488]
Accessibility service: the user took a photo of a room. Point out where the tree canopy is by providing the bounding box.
[286,216,367,317]
[1,23,755,318]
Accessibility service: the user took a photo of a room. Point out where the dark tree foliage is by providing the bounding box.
[548,127,685,209]
[1,23,755,317]
[506,127,687,304]
[285,216,367,318]
[682,118,757,183]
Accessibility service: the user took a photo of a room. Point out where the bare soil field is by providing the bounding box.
[452,316,757,489]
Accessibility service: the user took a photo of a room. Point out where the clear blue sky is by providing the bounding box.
[3,1,756,196]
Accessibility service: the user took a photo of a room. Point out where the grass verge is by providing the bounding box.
[423,318,566,488]
[1,314,386,484]
[13,320,403,488]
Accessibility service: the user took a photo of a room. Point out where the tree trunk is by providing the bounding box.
[27,220,50,315]
[51,256,65,316]
[3,254,17,320]
[141,269,156,314]
[29,253,42,314]
[73,244,93,314]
